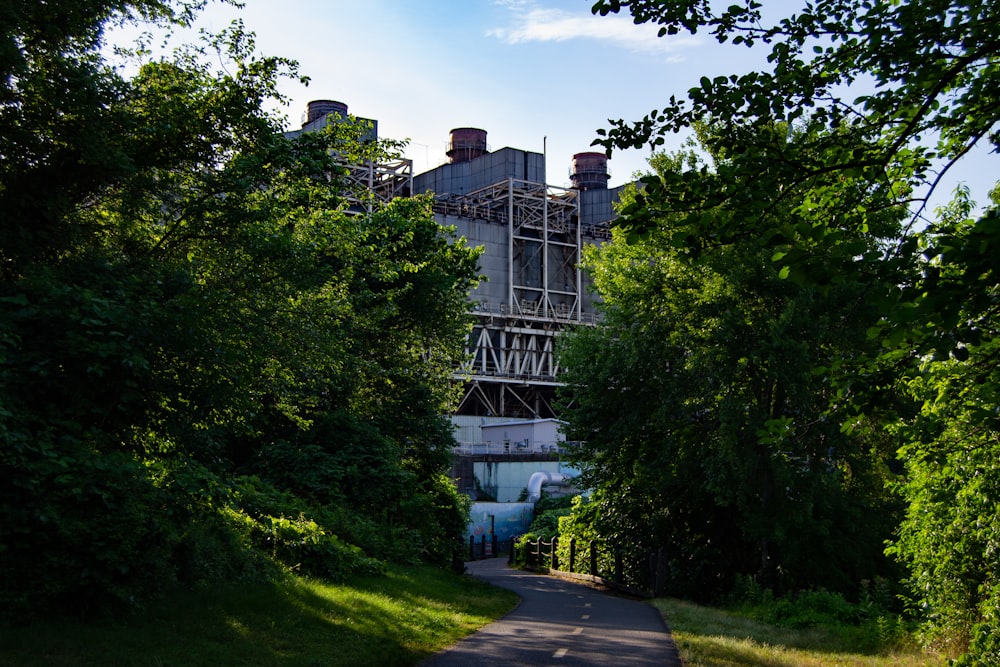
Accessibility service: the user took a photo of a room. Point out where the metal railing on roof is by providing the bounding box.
[469,300,601,325]
[452,441,579,456]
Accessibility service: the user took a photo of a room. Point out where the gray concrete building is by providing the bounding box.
[292,101,631,441]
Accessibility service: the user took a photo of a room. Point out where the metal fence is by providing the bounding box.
[513,536,668,598]
[451,441,574,456]
[468,534,503,560]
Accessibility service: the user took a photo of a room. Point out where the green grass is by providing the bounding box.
[0,564,518,666]
[652,598,945,667]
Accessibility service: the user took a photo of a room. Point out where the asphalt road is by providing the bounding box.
[420,558,682,667]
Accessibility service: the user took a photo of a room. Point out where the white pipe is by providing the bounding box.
[526,471,571,504]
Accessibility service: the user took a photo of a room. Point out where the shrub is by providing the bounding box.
[551,495,617,578]
[763,594,851,629]
[222,508,384,581]
[225,475,386,579]
[513,532,547,568]
[400,472,471,568]
[526,508,571,541]
[0,446,210,620]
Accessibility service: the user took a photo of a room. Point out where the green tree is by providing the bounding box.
[590,0,1000,659]
[1,0,479,617]
[591,0,998,240]
[878,189,1000,662]
[559,134,903,600]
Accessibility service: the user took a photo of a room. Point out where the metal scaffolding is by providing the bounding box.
[289,101,624,425]
[342,157,413,212]
[432,178,606,419]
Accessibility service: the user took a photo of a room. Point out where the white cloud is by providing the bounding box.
[488,4,699,59]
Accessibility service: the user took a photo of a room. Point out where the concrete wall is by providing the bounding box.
[467,501,535,543]
[474,460,578,502]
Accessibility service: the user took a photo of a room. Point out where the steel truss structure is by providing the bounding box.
[342,157,413,211]
[435,178,604,419]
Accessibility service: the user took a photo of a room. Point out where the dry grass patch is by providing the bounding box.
[652,598,945,667]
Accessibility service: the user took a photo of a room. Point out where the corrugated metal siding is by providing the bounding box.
[450,415,512,445]
[414,147,548,195]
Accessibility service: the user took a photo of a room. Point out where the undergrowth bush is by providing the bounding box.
[399,472,471,567]
[226,475,386,579]
[550,495,617,579]
[247,423,469,569]
[0,449,392,622]
[0,446,186,621]
[513,493,579,568]
[222,508,384,581]
[728,575,915,654]
[765,590,862,628]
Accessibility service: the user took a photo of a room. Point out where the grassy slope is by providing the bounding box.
[0,565,951,667]
[653,598,946,667]
[0,565,518,667]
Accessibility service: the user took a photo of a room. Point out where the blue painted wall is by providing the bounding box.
[467,502,535,543]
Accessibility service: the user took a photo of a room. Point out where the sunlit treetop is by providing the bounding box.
[591,0,1000,232]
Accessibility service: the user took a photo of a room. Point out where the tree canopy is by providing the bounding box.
[1,0,479,618]
[559,134,905,600]
[592,0,998,235]
[573,1,999,661]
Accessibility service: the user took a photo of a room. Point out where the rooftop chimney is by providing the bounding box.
[569,152,609,190]
[304,100,348,127]
[446,128,488,163]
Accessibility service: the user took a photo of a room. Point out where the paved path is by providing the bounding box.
[420,558,682,666]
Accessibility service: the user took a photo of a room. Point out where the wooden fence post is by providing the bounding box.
[469,535,475,561]
[492,534,498,558]
[551,537,559,570]
[569,537,576,573]
[589,540,597,576]
[655,546,667,597]
[508,537,516,564]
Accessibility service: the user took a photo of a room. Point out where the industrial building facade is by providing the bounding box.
[293,101,628,445]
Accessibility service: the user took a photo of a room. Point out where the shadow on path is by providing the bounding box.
[421,558,682,666]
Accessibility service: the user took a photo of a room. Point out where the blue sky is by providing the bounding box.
[182,0,771,187]
[114,0,995,208]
